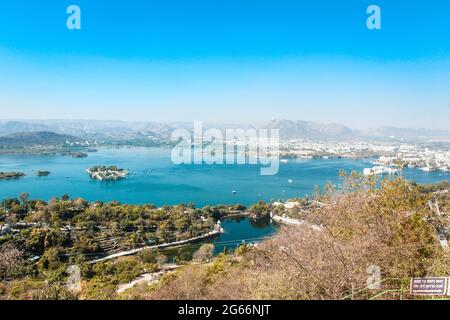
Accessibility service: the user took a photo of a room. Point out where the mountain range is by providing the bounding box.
[263,119,354,140]
[0,119,448,147]
[0,131,84,148]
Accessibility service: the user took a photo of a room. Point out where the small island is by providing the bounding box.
[0,172,25,180]
[71,152,88,158]
[87,165,128,181]
[36,170,51,177]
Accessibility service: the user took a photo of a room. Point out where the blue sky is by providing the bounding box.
[0,0,449,129]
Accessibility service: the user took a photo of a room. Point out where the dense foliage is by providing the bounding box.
[141,176,450,300]
[0,175,449,300]
[0,195,247,299]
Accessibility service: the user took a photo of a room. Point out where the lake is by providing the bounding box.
[162,216,278,257]
[0,147,447,252]
[1,147,447,206]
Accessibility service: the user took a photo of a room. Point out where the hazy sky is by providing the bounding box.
[0,0,449,129]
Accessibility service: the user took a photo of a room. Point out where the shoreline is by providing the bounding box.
[0,145,171,156]
[89,225,224,264]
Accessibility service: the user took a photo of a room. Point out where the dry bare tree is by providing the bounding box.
[0,243,25,280]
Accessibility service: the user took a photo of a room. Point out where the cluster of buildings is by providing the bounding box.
[279,140,450,173]
[279,140,394,159]
[373,146,450,172]
[0,222,40,237]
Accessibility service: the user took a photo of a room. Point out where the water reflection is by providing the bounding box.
[160,216,277,263]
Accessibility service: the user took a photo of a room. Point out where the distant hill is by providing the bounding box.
[0,119,448,143]
[0,131,84,148]
[0,121,53,136]
[0,120,172,143]
[262,119,353,140]
[361,127,450,140]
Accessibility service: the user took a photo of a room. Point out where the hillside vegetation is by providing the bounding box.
[139,175,450,300]
[0,131,83,148]
[0,174,448,300]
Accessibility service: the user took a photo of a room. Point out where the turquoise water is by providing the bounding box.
[163,216,278,257]
[1,147,448,252]
[213,216,277,253]
[0,147,448,206]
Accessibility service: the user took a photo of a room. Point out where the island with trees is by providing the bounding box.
[36,171,51,177]
[71,152,88,158]
[0,172,25,180]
